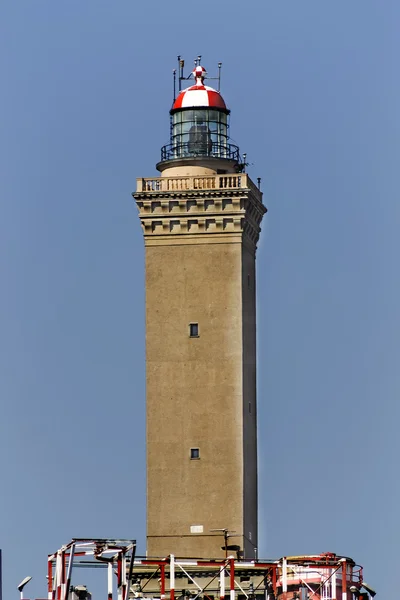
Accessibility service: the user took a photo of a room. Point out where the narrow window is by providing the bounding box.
[190,448,200,460]
[189,323,199,337]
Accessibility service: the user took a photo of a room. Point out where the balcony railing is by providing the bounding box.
[160,141,240,162]
[136,173,261,198]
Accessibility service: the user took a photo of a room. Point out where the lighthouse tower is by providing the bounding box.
[134,61,266,559]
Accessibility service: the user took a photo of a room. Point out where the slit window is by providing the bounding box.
[189,323,199,337]
[190,448,200,460]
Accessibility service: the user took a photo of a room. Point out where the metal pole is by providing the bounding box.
[117,554,122,600]
[170,555,175,600]
[160,563,166,600]
[64,543,75,600]
[272,565,277,596]
[121,552,127,600]
[342,561,347,600]
[229,558,235,600]
[108,562,113,600]
[282,558,287,594]
[126,546,135,600]
[220,564,225,600]
[332,569,337,600]
[61,550,66,600]
[56,552,62,600]
[48,557,53,600]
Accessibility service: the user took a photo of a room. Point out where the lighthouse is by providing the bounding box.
[134,59,266,559]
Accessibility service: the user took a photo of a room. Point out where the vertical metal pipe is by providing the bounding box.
[220,564,225,600]
[121,552,127,600]
[272,566,277,595]
[170,555,175,600]
[331,569,337,600]
[52,555,58,600]
[229,558,235,600]
[48,557,53,600]
[64,544,75,600]
[282,558,287,594]
[126,546,135,600]
[117,555,122,600]
[160,563,166,600]
[56,552,62,600]
[341,561,347,600]
[108,562,113,600]
[61,550,66,600]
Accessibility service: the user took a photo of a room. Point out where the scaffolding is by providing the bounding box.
[19,539,374,600]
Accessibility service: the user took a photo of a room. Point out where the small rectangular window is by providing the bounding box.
[189,323,199,337]
[190,448,200,460]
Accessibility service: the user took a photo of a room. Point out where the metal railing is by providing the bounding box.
[160,141,240,162]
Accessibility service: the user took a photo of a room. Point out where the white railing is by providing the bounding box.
[136,174,260,194]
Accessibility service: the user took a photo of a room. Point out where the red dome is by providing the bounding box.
[172,65,227,111]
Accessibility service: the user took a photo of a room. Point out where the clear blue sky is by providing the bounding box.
[0,1,398,598]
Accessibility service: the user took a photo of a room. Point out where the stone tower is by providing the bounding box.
[134,61,266,559]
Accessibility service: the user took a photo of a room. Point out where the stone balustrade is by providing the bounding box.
[136,173,262,199]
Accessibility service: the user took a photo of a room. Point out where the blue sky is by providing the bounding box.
[0,1,399,598]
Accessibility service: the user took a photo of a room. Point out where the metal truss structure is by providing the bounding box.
[19,538,374,600]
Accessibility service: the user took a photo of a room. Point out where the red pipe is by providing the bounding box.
[160,563,165,600]
[48,558,53,598]
[342,561,347,600]
[229,558,235,600]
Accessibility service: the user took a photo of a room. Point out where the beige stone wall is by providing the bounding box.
[134,172,266,559]
[146,241,245,558]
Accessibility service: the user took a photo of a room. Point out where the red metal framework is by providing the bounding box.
[20,538,373,600]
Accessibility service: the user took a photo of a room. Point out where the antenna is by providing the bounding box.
[176,56,221,91]
[178,55,184,91]
[173,69,176,101]
[210,528,238,559]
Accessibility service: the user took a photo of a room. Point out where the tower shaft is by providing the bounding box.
[135,172,266,558]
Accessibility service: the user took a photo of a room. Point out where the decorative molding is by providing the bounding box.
[134,175,266,249]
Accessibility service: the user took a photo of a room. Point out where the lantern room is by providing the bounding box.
[158,63,241,173]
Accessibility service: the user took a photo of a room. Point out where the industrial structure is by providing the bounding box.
[26,538,374,600]
[14,58,375,600]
